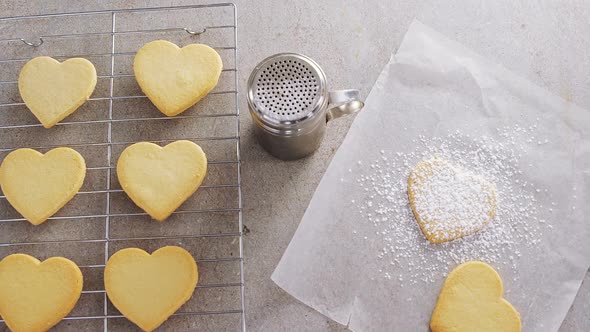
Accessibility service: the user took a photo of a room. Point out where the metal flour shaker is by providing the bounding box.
[247,53,364,160]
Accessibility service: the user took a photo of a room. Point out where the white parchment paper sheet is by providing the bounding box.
[272,20,590,331]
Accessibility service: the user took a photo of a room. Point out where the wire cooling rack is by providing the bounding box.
[0,3,244,331]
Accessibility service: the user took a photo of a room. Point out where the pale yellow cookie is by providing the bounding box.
[18,56,97,128]
[0,254,83,332]
[0,147,86,225]
[431,261,521,332]
[116,140,207,221]
[104,246,198,332]
[133,40,223,116]
[407,157,496,244]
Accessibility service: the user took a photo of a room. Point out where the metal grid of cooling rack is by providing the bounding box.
[0,3,244,332]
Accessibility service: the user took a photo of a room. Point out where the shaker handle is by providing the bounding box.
[326,89,364,122]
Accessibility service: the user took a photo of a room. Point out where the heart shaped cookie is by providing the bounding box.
[133,40,223,116]
[430,261,521,332]
[0,147,86,225]
[0,254,83,332]
[117,140,207,221]
[407,157,496,244]
[18,56,97,128]
[104,246,198,332]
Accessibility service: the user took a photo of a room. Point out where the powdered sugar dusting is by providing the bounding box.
[409,157,497,243]
[348,124,551,285]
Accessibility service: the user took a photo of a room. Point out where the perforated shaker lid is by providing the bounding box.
[247,53,328,127]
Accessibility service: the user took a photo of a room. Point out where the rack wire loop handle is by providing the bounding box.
[184,27,206,35]
[20,37,43,47]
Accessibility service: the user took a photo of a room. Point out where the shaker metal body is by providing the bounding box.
[247,53,363,160]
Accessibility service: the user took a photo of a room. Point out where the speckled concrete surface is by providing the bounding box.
[1,1,589,331]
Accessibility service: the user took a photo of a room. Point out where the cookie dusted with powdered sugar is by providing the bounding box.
[407,157,497,244]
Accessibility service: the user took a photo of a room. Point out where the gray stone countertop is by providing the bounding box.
[1,1,588,331]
